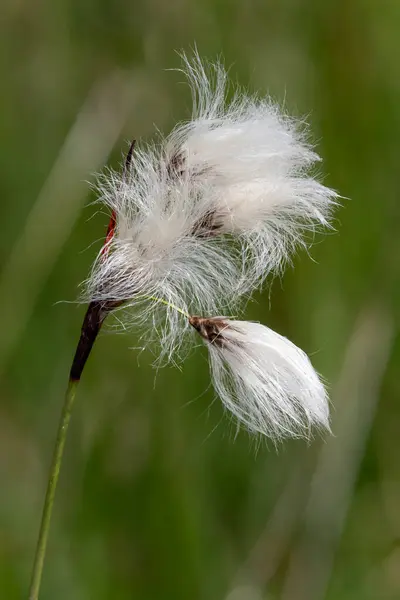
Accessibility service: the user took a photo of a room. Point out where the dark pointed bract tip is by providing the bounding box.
[124,139,136,172]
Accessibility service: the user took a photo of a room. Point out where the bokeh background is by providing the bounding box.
[1,1,399,599]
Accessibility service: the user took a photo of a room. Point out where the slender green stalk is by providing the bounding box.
[28,299,108,600]
[27,295,187,599]
[144,295,190,317]
[28,378,79,600]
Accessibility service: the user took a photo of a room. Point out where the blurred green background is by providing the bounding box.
[1,0,399,599]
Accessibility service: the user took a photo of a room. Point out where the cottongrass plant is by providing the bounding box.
[28,54,337,599]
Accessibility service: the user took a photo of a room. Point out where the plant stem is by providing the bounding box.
[28,291,184,598]
[28,378,78,600]
[28,300,110,600]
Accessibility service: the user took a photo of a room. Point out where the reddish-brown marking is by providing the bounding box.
[101,210,116,258]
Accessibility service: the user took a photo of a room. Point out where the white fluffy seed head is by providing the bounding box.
[189,316,330,441]
[169,53,338,279]
[84,53,337,357]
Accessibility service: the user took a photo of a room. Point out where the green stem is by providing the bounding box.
[28,378,79,600]
[27,295,189,599]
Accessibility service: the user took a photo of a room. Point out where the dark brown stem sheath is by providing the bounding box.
[69,301,108,381]
[70,299,122,380]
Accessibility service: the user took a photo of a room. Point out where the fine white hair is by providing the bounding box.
[189,316,330,441]
[84,53,337,357]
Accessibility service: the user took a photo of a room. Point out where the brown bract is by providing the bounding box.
[189,315,228,346]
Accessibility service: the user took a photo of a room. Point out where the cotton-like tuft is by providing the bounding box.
[189,316,330,440]
[84,54,337,357]
[170,54,338,281]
